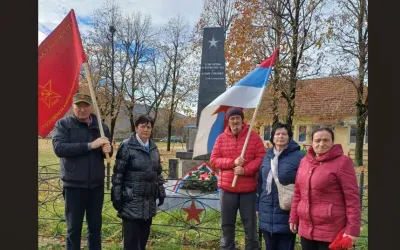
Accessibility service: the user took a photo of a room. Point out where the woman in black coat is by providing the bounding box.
[111,115,166,250]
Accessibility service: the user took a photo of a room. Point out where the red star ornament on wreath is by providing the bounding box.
[200,172,209,180]
[183,200,204,223]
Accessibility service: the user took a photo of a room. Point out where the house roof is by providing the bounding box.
[295,76,366,116]
[259,76,368,121]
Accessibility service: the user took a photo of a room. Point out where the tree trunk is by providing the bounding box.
[286,98,295,128]
[354,106,366,166]
[354,60,367,167]
[167,113,173,151]
[151,108,159,139]
[110,118,117,142]
[272,92,280,127]
[285,0,299,128]
[167,46,179,151]
[129,105,135,133]
[354,0,367,167]
[167,82,177,151]
[272,4,282,127]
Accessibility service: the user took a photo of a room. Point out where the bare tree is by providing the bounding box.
[87,0,126,140]
[226,0,327,128]
[268,0,326,127]
[81,39,108,118]
[119,11,154,132]
[196,0,238,39]
[259,0,284,127]
[331,0,368,166]
[161,15,193,151]
[140,47,172,137]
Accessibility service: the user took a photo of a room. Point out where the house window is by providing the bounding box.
[350,125,357,143]
[264,125,271,140]
[298,125,307,142]
[350,125,368,144]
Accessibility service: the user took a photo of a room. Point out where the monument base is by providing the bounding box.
[175,151,210,178]
[176,126,211,178]
[160,180,220,211]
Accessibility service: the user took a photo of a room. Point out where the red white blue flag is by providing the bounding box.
[193,48,279,158]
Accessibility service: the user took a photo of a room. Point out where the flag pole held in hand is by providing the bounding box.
[231,48,279,187]
[83,62,111,164]
[232,103,261,187]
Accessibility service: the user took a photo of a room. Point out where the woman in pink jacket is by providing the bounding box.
[289,127,361,250]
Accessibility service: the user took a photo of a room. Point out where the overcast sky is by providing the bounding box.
[38,0,204,45]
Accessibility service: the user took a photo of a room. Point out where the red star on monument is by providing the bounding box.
[183,200,204,223]
[39,79,61,108]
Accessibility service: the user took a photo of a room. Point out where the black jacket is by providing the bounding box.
[111,134,166,220]
[52,114,113,189]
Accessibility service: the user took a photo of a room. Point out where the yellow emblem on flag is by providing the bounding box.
[39,79,61,108]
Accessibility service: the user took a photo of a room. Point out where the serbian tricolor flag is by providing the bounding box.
[38,9,86,137]
[193,48,279,158]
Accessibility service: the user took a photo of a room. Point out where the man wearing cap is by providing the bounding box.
[52,93,113,250]
[210,107,265,250]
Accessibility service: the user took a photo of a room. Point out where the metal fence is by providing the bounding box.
[39,164,240,249]
[38,164,368,249]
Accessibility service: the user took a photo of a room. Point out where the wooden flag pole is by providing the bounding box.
[232,48,279,187]
[83,62,111,164]
[231,93,264,187]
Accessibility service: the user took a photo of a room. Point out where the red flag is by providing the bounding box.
[38,9,86,137]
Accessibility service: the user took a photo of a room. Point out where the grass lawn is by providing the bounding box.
[38,139,368,249]
[39,138,234,249]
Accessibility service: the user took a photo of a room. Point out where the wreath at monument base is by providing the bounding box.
[173,163,219,193]
[180,170,218,192]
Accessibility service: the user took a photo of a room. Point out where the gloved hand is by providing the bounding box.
[112,201,122,212]
[158,197,165,207]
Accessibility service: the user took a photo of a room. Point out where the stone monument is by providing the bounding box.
[175,27,226,177]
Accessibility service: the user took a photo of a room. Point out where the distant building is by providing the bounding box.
[43,103,194,141]
[259,76,368,164]
[112,104,194,141]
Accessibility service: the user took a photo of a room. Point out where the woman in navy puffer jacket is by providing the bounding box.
[256,123,304,250]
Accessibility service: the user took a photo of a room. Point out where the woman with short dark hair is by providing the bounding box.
[289,127,361,250]
[111,114,166,250]
[256,123,304,250]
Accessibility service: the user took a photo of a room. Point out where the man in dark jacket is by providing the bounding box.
[52,93,113,250]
